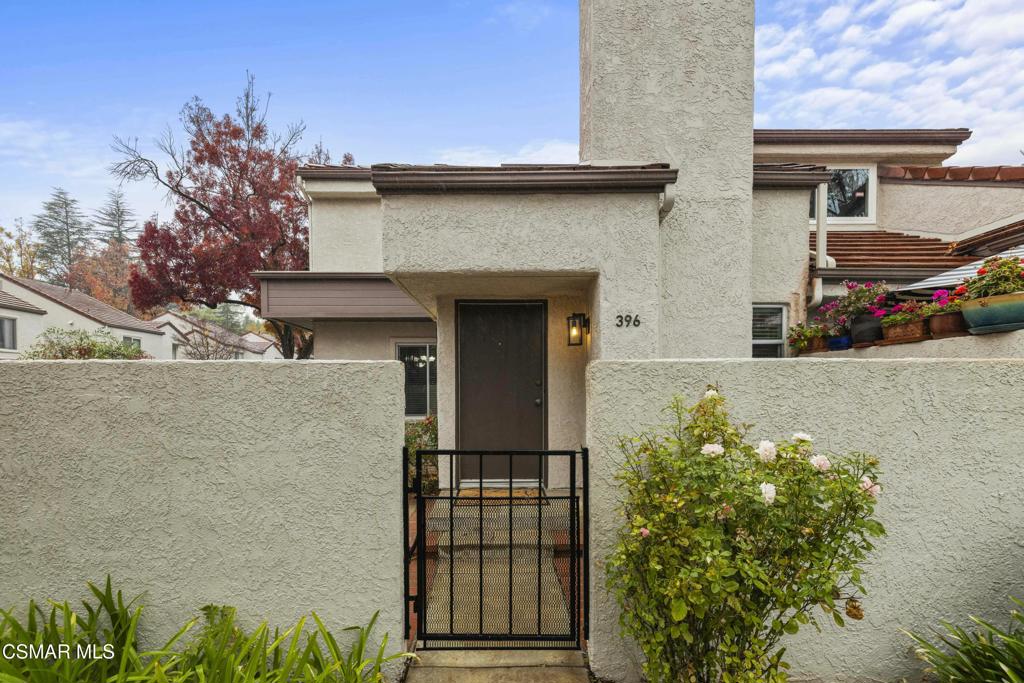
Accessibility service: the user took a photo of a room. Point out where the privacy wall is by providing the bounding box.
[0,361,405,656]
[586,359,1024,683]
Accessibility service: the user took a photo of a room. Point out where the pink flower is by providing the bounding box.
[875,294,887,303]
[846,281,858,290]
[809,454,832,471]
[864,281,875,288]
[640,527,650,538]
[891,304,904,313]
[873,309,887,318]
[932,289,949,300]
[860,476,881,498]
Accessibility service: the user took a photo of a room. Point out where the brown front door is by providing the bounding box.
[457,301,546,483]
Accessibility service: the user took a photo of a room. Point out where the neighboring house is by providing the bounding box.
[151,311,283,360]
[0,273,165,359]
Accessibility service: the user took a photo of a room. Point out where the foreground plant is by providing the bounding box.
[0,577,407,683]
[908,598,1024,682]
[606,388,885,683]
[20,327,150,360]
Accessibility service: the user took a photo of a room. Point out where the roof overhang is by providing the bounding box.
[753,129,972,166]
[753,164,831,188]
[370,163,679,195]
[812,266,953,284]
[949,218,1024,256]
[254,271,432,329]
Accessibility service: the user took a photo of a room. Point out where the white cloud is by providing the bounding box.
[436,139,577,166]
[817,5,853,32]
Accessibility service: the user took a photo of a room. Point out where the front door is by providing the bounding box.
[457,301,546,484]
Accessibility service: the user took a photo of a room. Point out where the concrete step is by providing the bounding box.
[405,650,589,683]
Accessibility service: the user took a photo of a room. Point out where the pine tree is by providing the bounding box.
[93,189,138,243]
[32,188,92,285]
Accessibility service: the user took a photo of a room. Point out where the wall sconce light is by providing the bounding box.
[567,312,590,346]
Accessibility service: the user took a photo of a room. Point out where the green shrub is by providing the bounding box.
[0,577,409,683]
[908,598,1024,682]
[406,415,438,495]
[20,327,150,360]
[605,388,885,683]
[964,256,1024,299]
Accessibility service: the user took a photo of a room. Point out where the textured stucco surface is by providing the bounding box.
[878,183,1024,238]
[309,196,383,272]
[807,329,1024,358]
[381,193,662,361]
[314,320,438,360]
[753,188,812,321]
[580,0,755,358]
[586,359,1024,683]
[0,361,406,667]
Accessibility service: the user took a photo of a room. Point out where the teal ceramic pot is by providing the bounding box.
[961,292,1024,334]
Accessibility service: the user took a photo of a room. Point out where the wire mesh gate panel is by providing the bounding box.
[404,449,589,650]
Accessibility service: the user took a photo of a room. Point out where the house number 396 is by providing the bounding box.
[616,314,641,327]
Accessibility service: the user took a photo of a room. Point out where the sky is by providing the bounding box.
[2,0,1023,228]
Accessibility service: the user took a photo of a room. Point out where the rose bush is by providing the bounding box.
[606,388,885,683]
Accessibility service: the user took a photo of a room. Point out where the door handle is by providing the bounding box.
[534,398,542,407]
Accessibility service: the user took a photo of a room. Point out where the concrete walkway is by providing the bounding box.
[405,650,590,683]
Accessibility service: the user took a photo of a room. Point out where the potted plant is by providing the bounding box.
[879,300,929,343]
[788,322,828,355]
[837,281,890,346]
[922,288,968,339]
[815,299,852,350]
[960,256,1024,334]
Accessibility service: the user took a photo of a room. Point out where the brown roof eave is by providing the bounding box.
[754,170,832,188]
[370,164,678,195]
[949,219,1024,256]
[296,166,373,181]
[754,129,972,145]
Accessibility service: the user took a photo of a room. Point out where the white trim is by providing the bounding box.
[809,163,878,226]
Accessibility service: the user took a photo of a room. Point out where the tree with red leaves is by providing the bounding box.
[112,75,338,358]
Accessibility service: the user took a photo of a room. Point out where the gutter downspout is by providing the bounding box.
[808,181,830,309]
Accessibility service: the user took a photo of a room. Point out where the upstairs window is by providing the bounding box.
[398,342,437,417]
[809,166,875,222]
[752,305,786,358]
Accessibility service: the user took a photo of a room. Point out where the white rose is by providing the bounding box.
[756,440,777,463]
[760,482,777,505]
[701,443,725,456]
[792,432,813,442]
[704,389,719,398]
[809,454,832,472]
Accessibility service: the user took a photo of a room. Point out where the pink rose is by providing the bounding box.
[640,527,650,538]
[860,476,881,498]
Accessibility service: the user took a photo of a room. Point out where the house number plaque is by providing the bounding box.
[615,314,641,327]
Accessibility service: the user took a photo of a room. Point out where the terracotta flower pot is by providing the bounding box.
[882,319,929,342]
[850,314,884,345]
[928,311,969,339]
[961,292,1024,334]
[807,336,828,354]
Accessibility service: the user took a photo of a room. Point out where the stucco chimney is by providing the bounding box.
[580,0,755,358]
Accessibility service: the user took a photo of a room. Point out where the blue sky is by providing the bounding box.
[2,0,1022,228]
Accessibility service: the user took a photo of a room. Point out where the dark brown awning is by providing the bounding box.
[255,272,431,328]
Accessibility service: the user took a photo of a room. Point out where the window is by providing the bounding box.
[233,351,243,360]
[397,343,437,417]
[122,336,142,349]
[172,343,181,360]
[0,317,15,350]
[809,167,875,222]
[752,306,786,358]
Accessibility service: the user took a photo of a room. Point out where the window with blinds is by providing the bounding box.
[752,306,786,358]
[0,317,15,350]
[397,342,438,417]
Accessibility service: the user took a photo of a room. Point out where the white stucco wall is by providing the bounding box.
[381,193,662,361]
[807,329,1024,358]
[0,361,406,668]
[580,0,755,358]
[752,188,812,322]
[586,359,1024,683]
[314,320,438,360]
[878,182,1024,238]
[0,279,166,359]
[309,195,384,273]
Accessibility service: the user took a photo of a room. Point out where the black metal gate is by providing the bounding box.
[404,449,589,650]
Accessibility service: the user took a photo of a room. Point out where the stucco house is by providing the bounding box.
[246,0,1024,666]
[151,310,284,360]
[0,272,166,359]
